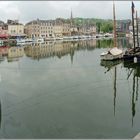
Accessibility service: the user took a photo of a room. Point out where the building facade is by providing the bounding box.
[25,19,55,38]
[62,23,71,36]
[8,47,24,58]
[25,15,97,38]
[0,20,9,39]
[0,20,5,27]
[116,20,131,33]
[78,25,96,35]
[53,24,63,37]
[53,18,63,37]
[40,20,54,38]
[0,27,8,35]
[8,24,24,35]
[25,20,40,38]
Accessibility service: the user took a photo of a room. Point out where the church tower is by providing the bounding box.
[70,9,73,26]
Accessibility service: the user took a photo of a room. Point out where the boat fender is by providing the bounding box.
[134,57,137,63]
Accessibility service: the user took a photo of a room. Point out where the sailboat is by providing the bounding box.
[123,2,140,62]
[100,1,123,61]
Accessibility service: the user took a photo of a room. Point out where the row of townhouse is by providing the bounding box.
[25,18,96,38]
[3,18,140,39]
[0,19,96,39]
[0,20,25,39]
[25,18,72,38]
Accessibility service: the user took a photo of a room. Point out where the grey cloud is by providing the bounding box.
[0,1,138,24]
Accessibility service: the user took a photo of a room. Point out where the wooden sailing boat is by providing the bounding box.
[123,2,140,62]
[100,1,123,61]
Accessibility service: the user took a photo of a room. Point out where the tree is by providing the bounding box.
[96,22,102,33]
[100,22,113,33]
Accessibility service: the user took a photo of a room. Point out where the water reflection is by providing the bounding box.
[123,62,140,127]
[113,67,117,116]
[0,39,112,63]
[100,60,122,116]
[0,46,9,62]
[101,60,140,127]
[0,38,132,63]
[24,40,97,62]
[7,47,24,62]
[100,60,122,73]
[0,38,138,138]
[117,37,132,49]
[0,100,1,129]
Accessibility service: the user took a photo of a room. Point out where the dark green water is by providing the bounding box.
[0,38,140,138]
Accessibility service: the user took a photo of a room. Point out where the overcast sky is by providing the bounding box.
[0,1,139,24]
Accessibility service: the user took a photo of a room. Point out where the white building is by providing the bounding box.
[8,24,25,37]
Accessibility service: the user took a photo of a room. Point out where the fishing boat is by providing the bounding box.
[123,2,140,63]
[16,38,33,45]
[100,1,123,61]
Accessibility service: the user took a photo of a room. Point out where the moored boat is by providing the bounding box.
[31,38,45,43]
[101,47,123,61]
[123,2,140,63]
[55,37,63,40]
[100,1,123,61]
[73,36,79,39]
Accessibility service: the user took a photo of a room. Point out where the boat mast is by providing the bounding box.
[113,0,117,48]
[136,10,139,47]
[132,1,135,51]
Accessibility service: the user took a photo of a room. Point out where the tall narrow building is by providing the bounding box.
[70,9,78,36]
[70,9,73,26]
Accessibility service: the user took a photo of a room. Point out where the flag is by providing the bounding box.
[132,1,135,14]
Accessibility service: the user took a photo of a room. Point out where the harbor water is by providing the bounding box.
[0,38,140,138]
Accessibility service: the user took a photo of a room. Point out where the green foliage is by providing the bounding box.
[72,17,113,33]
[97,39,113,48]
[100,22,113,33]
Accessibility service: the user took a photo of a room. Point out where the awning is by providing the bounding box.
[0,34,9,38]
[10,34,26,37]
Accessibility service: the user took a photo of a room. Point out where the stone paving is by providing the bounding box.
[133,133,140,140]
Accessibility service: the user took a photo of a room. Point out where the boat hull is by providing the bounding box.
[123,47,140,63]
[100,53,123,61]
[123,54,140,63]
